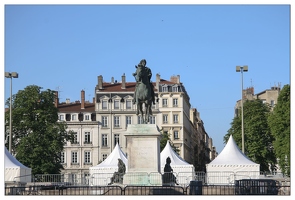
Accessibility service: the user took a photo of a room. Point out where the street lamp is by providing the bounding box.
[236,66,248,154]
[5,72,19,153]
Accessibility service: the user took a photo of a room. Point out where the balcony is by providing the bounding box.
[83,141,92,145]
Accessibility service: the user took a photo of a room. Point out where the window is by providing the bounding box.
[61,152,65,163]
[102,116,108,127]
[102,100,108,109]
[84,151,91,164]
[66,114,71,121]
[138,116,143,124]
[151,102,156,109]
[270,100,275,107]
[149,116,156,124]
[114,100,120,109]
[126,116,132,128]
[84,173,90,185]
[85,114,90,121]
[162,86,168,92]
[174,130,179,139]
[173,98,178,107]
[126,100,132,109]
[102,154,107,161]
[163,114,168,124]
[78,113,83,121]
[71,152,78,164]
[102,134,108,147]
[72,132,78,144]
[172,86,178,92]
[59,115,64,121]
[114,116,120,127]
[173,114,178,124]
[162,99,168,107]
[70,173,77,183]
[114,134,119,146]
[84,132,91,144]
[71,114,77,121]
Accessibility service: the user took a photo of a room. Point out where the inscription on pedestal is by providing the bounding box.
[130,138,155,170]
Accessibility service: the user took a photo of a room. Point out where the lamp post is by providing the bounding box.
[236,66,248,154]
[5,72,19,153]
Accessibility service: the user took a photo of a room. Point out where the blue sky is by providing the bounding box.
[2,3,291,154]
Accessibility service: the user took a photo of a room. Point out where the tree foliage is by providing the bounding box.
[5,85,73,175]
[160,130,180,154]
[268,84,290,175]
[225,99,276,172]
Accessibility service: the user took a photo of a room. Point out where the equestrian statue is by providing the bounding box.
[132,59,155,124]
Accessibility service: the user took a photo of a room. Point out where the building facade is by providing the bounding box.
[57,74,214,177]
[235,85,281,117]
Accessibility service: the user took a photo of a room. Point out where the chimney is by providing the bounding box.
[81,90,85,109]
[170,75,180,84]
[121,73,126,89]
[98,75,103,90]
[156,73,160,91]
[93,97,95,104]
[66,98,70,104]
[54,91,59,107]
[111,77,114,84]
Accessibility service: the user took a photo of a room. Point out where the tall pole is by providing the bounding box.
[236,66,248,154]
[9,76,12,153]
[5,72,18,153]
[241,69,245,154]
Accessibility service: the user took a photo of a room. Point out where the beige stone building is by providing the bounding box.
[57,74,215,178]
[235,85,281,117]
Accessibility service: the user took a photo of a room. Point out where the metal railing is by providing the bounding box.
[30,171,289,187]
[5,184,291,195]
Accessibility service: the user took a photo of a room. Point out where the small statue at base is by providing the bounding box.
[109,158,126,185]
[163,156,179,185]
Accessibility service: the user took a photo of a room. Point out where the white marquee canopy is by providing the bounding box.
[160,141,195,185]
[206,135,260,185]
[5,147,32,183]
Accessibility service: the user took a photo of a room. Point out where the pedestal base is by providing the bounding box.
[123,124,162,186]
[123,172,162,186]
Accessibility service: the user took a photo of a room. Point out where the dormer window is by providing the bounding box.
[59,115,65,121]
[172,86,178,92]
[114,100,120,109]
[126,100,132,109]
[102,100,108,109]
[85,114,90,121]
[71,114,77,121]
[162,85,168,92]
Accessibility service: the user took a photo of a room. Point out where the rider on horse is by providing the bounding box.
[132,59,155,105]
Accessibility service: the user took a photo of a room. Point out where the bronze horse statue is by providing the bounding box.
[134,64,153,124]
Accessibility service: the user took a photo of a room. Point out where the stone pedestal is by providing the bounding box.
[123,124,162,186]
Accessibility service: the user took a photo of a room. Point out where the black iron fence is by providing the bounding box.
[5,181,290,195]
[5,171,290,195]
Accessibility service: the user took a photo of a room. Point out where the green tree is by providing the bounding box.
[160,130,180,154]
[5,85,73,175]
[268,84,290,176]
[225,99,276,172]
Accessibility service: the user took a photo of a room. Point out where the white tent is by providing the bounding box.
[206,135,260,185]
[160,141,195,185]
[89,143,128,186]
[5,147,32,183]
